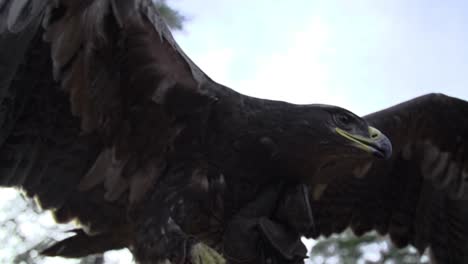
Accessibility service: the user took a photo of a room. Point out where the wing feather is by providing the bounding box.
[0,0,218,256]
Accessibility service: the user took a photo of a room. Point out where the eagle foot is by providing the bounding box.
[190,242,226,264]
[153,243,225,264]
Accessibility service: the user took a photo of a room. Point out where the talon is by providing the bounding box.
[190,242,226,264]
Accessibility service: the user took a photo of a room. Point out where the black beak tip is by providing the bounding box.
[373,136,392,160]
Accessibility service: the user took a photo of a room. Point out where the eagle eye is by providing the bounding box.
[334,113,353,128]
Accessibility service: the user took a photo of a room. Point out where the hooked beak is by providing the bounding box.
[335,127,392,159]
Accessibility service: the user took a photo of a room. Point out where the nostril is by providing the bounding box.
[369,128,380,139]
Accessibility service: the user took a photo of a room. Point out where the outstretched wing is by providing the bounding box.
[309,94,468,263]
[0,0,217,256]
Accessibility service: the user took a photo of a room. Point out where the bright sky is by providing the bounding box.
[171,0,468,116]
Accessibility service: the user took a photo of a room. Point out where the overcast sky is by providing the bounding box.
[170,0,468,116]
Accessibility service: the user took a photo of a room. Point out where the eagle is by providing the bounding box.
[1,1,467,264]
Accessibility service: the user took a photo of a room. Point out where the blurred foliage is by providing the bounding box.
[0,188,121,264]
[154,0,186,31]
[308,230,430,264]
[0,187,138,264]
